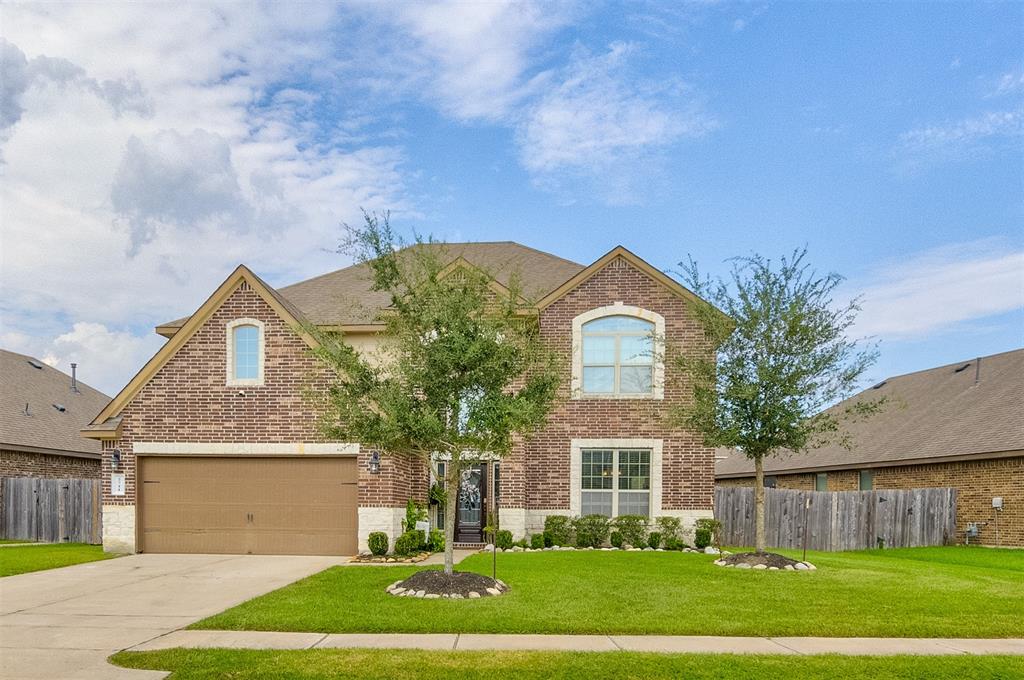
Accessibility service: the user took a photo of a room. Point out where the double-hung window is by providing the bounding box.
[580,448,651,517]
[581,316,654,396]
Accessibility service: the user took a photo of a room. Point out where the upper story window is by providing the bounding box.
[582,316,654,395]
[571,305,665,399]
[226,318,265,386]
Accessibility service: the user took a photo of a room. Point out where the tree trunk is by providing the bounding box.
[444,465,458,575]
[754,455,766,553]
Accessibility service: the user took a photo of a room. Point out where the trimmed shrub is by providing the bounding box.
[514,538,529,549]
[614,514,649,548]
[530,533,545,549]
[394,530,423,557]
[664,536,686,551]
[647,531,663,549]
[610,531,624,549]
[367,531,388,556]
[495,529,514,550]
[544,515,574,547]
[694,528,712,549]
[695,517,722,547]
[543,530,554,547]
[655,516,682,542]
[574,514,611,548]
[427,529,445,553]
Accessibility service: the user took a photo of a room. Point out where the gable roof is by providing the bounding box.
[715,348,1024,477]
[157,242,585,336]
[0,349,110,457]
[535,245,727,318]
[87,265,316,431]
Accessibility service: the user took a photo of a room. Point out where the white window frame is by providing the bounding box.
[225,318,265,386]
[571,304,665,400]
[570,438,663,517]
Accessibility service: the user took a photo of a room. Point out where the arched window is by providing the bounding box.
[226,319,264,385]
[581,315,655,395]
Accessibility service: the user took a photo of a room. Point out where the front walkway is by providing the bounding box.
[131,630,1024,656]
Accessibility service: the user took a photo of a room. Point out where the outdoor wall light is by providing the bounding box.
[369,450,381,475]
[111,449,122,469]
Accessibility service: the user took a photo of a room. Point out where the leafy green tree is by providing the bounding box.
[312,213,560,575]
[673,249,883,553]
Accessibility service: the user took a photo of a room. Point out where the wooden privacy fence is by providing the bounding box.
[1,477,102,544]
[715,486,958,551]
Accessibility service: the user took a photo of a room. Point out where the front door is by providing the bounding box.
[455,465,487,543]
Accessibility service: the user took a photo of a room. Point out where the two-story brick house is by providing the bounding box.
[83,243,717,554]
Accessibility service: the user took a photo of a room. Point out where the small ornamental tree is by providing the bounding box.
[312,213,560,575]
[673,248,883,553]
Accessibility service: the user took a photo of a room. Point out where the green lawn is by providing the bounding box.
[0,543,115,576]
[194,546,1024,638]
[0,538,35,544]
[110,649,1024,680]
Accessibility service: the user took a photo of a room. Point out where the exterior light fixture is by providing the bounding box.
[111,449,121,469]
[368,450,381,474]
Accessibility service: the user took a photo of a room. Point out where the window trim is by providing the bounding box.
[815,472,828,492]
[571,304,665,400]
[225,318,265,386]
[859,469,874,491]
[570,438,663,517]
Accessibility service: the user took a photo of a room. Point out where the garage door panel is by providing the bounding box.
[139,456,357,555]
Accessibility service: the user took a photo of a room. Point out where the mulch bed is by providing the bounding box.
[717,551,815,570]
[387,570,508,598]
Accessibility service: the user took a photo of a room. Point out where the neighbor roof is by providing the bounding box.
[157,242,585,335]
[0,349,111,457]
[715,348,1024,477]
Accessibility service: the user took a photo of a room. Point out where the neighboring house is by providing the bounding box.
[716,349,1024,547]
[1,350,110,517]
[82,243,719,555]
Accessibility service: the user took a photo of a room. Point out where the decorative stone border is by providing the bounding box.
[713,559,817,571]
[480,544,731,556]
[385,579,509,599]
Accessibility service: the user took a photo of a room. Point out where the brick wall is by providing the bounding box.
[716,455,1024,547]
[1,449,100,479]
[505,256,715,515]
[103,282,410,509]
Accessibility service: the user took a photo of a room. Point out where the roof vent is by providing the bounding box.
[871,381,887,390]
[954,363,971,373]
[27,359,44,369]
[52,403,66,412]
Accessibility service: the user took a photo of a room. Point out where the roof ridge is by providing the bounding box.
[880,347,1023,383]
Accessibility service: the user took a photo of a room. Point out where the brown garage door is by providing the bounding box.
[138,456,357,555]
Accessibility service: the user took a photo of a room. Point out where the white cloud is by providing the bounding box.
[894,108,1023,171]
[845,240,1024,341]
[517,42,715,202]
[991,67,1024,97]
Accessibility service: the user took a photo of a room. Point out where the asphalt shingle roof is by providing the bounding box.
[159,242,585,331]
[715,348,1024,476]
[0,349,111,456]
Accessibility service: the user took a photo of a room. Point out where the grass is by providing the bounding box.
[110,649,1024,679]
[194,546,1024,638]
[0,538,35,544]
[0,542,115,576]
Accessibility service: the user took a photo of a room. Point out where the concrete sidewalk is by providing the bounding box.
[131,630,1024,656]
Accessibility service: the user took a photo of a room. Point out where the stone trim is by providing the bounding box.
[358,506,406,553]
[132,442,359,455]
[569,438,664,516]
[225,318,266,386]
[102,504,136,553]
[570,303,665,400]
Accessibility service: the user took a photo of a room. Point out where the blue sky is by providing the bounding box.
[1,2,1021,394]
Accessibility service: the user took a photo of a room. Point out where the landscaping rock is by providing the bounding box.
[805,563,817,570]
[484,544,494,551]
[415,590,426,597]
[704,547,720,555]
[485,587,501,596]
[713,559,725,566]
[768,566,779,571]
[784,565,795,571]
[794,562,809,571]
[643,547,654,551]
[391,587,406,595]
[735,563,752,569]
[468,591,480,598]
[424,593,440,599]
[752,564,768,570]
[451,593,463,599]
[724,563,736,567]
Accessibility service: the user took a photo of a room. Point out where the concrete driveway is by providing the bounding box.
[0,553,348,679]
